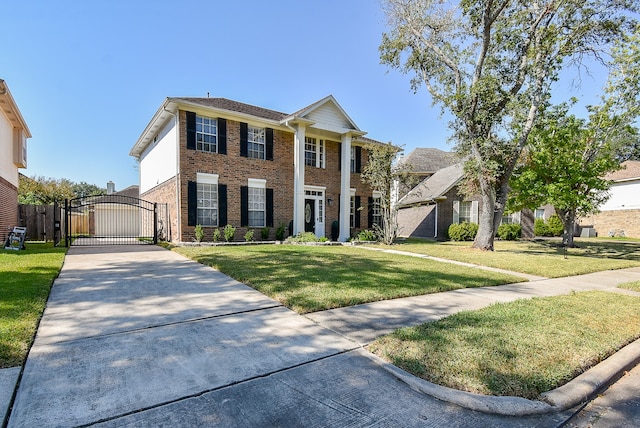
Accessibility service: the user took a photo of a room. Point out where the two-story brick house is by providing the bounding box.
[0,79,30,236]
[130,95,383,242]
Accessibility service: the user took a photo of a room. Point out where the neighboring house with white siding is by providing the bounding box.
[580,160,640,238]
[0,80,30,236]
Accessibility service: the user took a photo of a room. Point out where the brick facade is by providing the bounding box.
[141,177,178,242]
[0,176,18,239]
[142,109,374,242]
[581,210,640,238]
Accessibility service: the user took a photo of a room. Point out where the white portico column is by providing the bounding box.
[293,124,306,236]
[339,133,352,241]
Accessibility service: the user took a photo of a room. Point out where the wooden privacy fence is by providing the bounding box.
[18,204,62,242]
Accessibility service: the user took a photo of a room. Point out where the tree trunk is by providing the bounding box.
[557,208,577,247]
[473,183,497,251]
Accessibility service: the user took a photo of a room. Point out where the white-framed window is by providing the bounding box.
[501,211,521,225]
[305,137,325,168]
[372,191,382,228]
[535,208,546,220]
[197,173,219,226]
[350,146,356,173]
[196,115,217,153]
[453,200,478,224]
[350,188,357,228]
[248,178,266,227]
[248,125,265,160]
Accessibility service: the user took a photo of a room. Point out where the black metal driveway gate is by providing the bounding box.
[65,195,158,247]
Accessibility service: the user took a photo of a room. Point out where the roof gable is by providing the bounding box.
[399,148,456,173]
[0,80,31,137]
[398,163,465,207]
[283,95,362,134]
[606,160,640,182]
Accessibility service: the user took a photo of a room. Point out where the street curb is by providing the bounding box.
[366,337,640,416]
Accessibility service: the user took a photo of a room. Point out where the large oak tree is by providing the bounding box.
[380,0,638,250]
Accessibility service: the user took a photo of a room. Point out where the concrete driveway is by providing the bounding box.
[6,245,589,427]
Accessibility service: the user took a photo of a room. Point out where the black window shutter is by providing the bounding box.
[187,181,197,226]
[266,188,274,227]
[240,122,248,157]
[218,118,227,155]
[218,184,227,226]
[355,196,361,228]
[186,111,196,150]
[338,143,341,170]
[368,197,374,228]
[266,128,274,161]
[355,146,362,173]
[240,186,249,226]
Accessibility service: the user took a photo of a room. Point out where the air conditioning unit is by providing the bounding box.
[13,128,27,168]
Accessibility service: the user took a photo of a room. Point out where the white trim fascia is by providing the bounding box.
[171,98,286,129]
[304,185,326,192]
[130,98,177,158]
[0,80,31,137]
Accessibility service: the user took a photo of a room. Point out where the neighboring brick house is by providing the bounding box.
[0,80,30,237]
[580,160,640,238]
[130,95,383,242]
[396,147,457,198]
[396,160,534,240]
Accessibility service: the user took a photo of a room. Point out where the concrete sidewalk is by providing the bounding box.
[4,245,640,427]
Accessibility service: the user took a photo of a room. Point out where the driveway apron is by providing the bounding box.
[8,246,580,427]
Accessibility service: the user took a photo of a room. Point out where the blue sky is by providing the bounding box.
[3,0,605,191]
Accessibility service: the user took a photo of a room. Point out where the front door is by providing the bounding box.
[304,199,315,232]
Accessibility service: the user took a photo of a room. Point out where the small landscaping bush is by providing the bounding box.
[194,224,204,243]
[261,227,270,240]
[286,232,319,243]
[546,215,564,236]
[223,224,236,242]
[356,229,378,242]
[275,223,287,241]
[213,228,221,242]
[497,223,521,240]
[244,229,254,242]
[534,218,549,236]
[448,222,478,241]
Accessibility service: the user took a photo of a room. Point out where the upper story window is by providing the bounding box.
[196,115,218,153]
[248,126,266,160]
[350,146,356,173]
[305,137,325,168]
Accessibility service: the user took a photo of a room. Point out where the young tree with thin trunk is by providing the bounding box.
[379,0,637,250]
[361,142,412,245]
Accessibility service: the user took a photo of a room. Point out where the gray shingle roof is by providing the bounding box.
[398,163,464,207]
[172,97,288,122]
[400,148,457,173]
[606,160,640,181]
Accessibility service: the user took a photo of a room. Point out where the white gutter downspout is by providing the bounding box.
[434,202,438,239]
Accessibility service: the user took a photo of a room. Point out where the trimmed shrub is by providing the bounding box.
[223,224,236,242]
[213,228,221,242]
[275,223,287,241]
[261,227,270,240]
[497,223,521,240]
[356,229,378,242]
[448,222,479,241]
[286,232,319,243]
[194,224,204,243]
[244,229,254,242]
[534,218,548,237]
[546,214,564,237]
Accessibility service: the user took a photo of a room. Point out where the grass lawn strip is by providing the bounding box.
[619,280,640,292]
[0,243,66,368]
[368,291,640,399]
[391,239,640,278]
[173,245,523,314]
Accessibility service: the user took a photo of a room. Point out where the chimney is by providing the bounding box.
[107,181,115,195]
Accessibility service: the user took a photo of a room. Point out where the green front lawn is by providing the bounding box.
[391,238,640,277]
[368,291,640,399]
[619,280,640,292]
[173,245,522,313]
[0,243,66,367]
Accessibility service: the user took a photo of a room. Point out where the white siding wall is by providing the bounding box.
[306,104,352,133]
[600,181,640,211]
[139,120,177,193]
[0,109,18,187]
